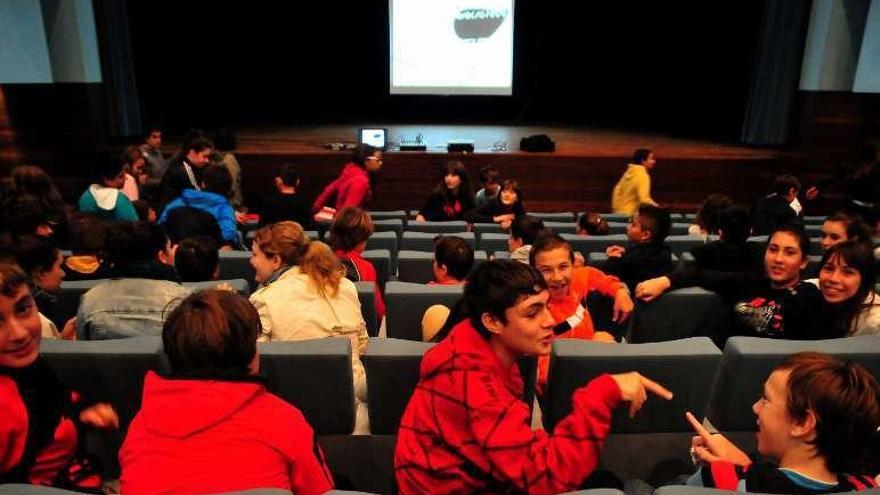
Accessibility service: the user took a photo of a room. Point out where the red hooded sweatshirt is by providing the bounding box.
[313,163,371,210]
[120,371,333,495]
[394,320,623,495]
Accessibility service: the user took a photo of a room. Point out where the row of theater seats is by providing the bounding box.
[61,271,877,345]
[32,333,880,491]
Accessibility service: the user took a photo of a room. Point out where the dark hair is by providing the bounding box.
[695,194,733,234]
[11,166,64,209]
[434,235,475,281]
[211,128,237,152]
[163,290,260,376]
[578,213,610,236]
[510,215,546,246]
[529,232,572,266]
[636,205,671,244]
[719,206,751,243]
[183,136,215,154]
[478,165,500,185]
[105,221,169,267]
[820,241,877,336]
[0,262,29,297]
[464,260,547,339]
[175,236,219,282]
[1,196,52,239]
[201,164,232,197]
[773,174,801,196]
[14,235,59,279]
[774,352,880,473]
[68,213,108,256]
[768,224,810,258]
[163,207,222,245]
[93,150,126,183]
[434,161,474,205]
[123,145,144,167]
[824,211,873,247]
[351,143,378,168]
[132,199,155,222]
[277,164,300,187]
[143,125,162,141]
[500,179,523,203]
[327,207,373,252]
[632,148,652,164]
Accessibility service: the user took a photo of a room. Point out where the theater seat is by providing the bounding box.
[218,250,256,288]
[404,220,468,234]
[361,249,391,291]
[183,278,250,295]
[366,209,408,223]
[371,218,404,240]
[384,282,464,341]
[472,222,504,236]
[561,233,629,256]
[545,337,722,482]
[365,231,399,267]
[664,235,707,256]
[705,334,880,432]
[626,287,730,344]
[256,338,356,434]
[544,337,721,434]
[529,212,576,222]
[397,250,487,284]
[400,231,475,252]
[476,232,509,253]
[355,281,379,337]
[542,221,577,234]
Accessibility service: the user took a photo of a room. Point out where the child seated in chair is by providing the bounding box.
[0,262,118,489]
[603,204,675,292]
[687,352,879,493]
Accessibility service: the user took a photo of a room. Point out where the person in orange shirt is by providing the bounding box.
[529,233,634,389]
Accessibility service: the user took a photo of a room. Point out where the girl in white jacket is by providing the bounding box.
[248,221,370,433]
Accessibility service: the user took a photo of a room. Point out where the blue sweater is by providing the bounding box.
[159,189,240,247]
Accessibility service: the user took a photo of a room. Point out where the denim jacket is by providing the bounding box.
[76,262,190,340]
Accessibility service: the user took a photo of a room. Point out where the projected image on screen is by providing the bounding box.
[390,0,514,95]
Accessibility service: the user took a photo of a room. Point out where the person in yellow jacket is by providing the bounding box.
[611,148,658,215]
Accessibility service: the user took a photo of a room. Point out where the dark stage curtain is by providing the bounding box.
[92,0,142,138]
[741,0,811,145]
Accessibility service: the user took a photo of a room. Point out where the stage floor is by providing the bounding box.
[233,125,783,160]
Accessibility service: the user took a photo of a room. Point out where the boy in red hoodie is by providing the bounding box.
[395,259,673,495]
[120,289,333,495]
[0,262,118,488]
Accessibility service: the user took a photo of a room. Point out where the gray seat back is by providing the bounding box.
[361,249,391,290]
[364,338,433,434]
[664,235,707,256]
[41,337,162,430]
[478,232,509,253]
[218,250,256,289]
[545,337,721,433]
[561,233,629,256]
[543,221,577,234]
[626,287,730,343]
[705,335,880,431]
[384,282,464,341]
[397,250,487,284]
[405,221,468,234]
[183,278,250,296]
[258,338,356,434]
[365,231,399,268]
[372,218,404,240]
[355,281,379,337]
[529,212,575,222]
[400,231,475,252]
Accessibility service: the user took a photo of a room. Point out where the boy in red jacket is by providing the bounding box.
[394,259,673,495]
[0,262,118,488]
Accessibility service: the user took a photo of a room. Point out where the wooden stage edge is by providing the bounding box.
[233,125,784,160]
[229,125,835,214]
